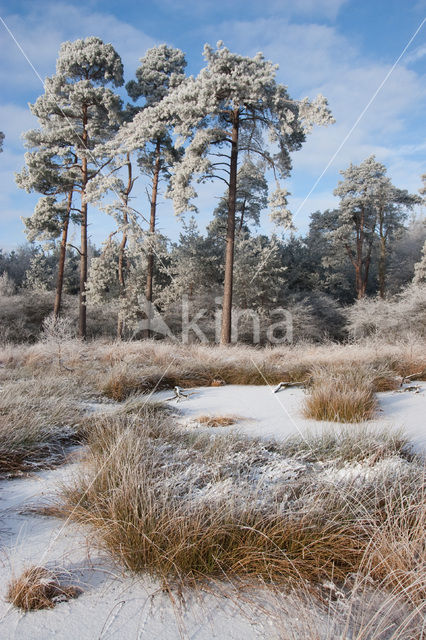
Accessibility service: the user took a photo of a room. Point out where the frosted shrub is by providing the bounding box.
[346,284,426,339]
[41,313,75,343]
[0,272,15,296]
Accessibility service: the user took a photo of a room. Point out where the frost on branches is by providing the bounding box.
[332,156,420,299]
[90,45,187,337]
[165,42,333,219]
[146,41,334,342]
[17,36,124,334]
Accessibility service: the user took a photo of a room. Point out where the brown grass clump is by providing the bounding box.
[101,368,214,401]
[6,566,82,610]
[303,365,378,423]
[197,415,237,427]
[60,408,425,611]
[210,378,225,387]
[364,478,426,605]
[0,375,88,476]
[373,373,401,392]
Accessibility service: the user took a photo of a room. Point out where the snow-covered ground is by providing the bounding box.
[157,382,426,452]
[0,383,424,639]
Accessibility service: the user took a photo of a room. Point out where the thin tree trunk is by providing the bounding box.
[362,254,371,297]
[221,109,239,344]
[79,105,88,339]
[355,206,365,299]
[116,220,127,340]
[144,139,161,339]
[53,188,73,317]
[378,220,386,298]
[117,153,132,339]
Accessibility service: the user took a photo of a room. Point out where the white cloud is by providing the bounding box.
[0,2,158,93]
[405,43,426,64]
[0,104,37,148]
[155,0,348,20]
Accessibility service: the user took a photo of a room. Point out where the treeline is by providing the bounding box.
[5,36,426,344]
[1,211,425,343]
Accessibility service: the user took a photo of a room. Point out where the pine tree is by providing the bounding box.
[157,42,333,342]
[16,132,78,316]
[159,218,220,306]
[332,156,420,299]
[24,250,55,291]
[86,230,170,336]
[21,37,124,337]
[123,45,186,335]
[0,131,4,152]
[233,232,286,309]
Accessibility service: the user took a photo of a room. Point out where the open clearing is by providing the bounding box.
[0,380,424,639]
[158,382,426,451]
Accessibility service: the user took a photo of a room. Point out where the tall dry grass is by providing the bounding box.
[0,374,96,475]
[303,364,379,423]
[1,337,424,401]
[61,406,425,614]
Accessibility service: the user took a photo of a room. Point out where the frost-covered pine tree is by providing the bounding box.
[375,184,420,298]
[159,217,220,306]
[22,37,124,337]
[332,156,420,299]
[24,250,55,291]
[153,42,333,342]
[209,159,268,238]
[112,45,186,335]
[0,131,4,152]
[0,272,15,296]
[233,232,286,309]
[16,136,78,316]
[86,229,170,336]
[84,145,139,337]
[411,175,426,287]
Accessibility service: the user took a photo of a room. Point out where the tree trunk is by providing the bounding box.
[144,139,161,339]
[79,106,88,339]
[378,230,386,299]
[53,188,72,317]
[362,241,375,298]
[117,221,127,340]
[221,109,239,344]
[355,265,363,299]
[355,206,365,299]
[117,153,132,340]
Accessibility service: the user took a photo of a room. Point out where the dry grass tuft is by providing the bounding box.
[373,374,401,392]
[210,378,226,387]
[0,375,89,475]
[197,415,238,427]
[60,407,425,612]
[303,365,378,423]
[6,566,82,610]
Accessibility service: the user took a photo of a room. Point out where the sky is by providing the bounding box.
[0,0,425,251]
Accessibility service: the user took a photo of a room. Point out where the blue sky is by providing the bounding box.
[0,0,425,250]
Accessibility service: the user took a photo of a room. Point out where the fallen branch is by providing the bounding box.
[273,381,306,394]
[400,371,425,386]
[164,386,197,402]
